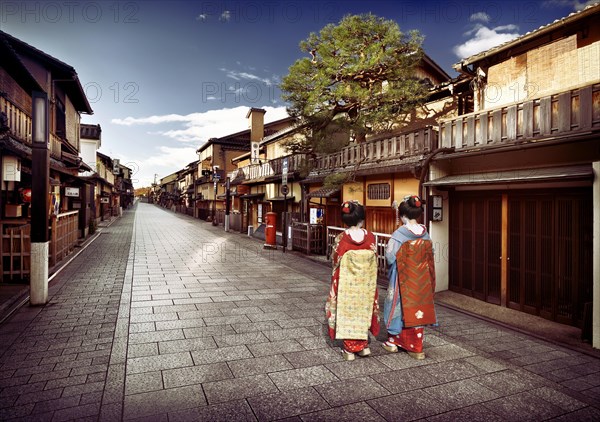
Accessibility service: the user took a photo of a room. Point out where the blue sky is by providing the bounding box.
[0,0,593,187]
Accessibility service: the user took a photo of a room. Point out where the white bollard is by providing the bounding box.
[30,242,49,305]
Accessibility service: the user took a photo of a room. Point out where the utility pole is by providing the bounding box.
[224,177,230,232]
[31,91,50,305]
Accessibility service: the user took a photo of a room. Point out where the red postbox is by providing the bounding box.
[264,212,277,249]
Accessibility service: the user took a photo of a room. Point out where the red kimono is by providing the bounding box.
[325,229,380,353]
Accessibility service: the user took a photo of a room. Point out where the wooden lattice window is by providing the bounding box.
[367,183,390,200]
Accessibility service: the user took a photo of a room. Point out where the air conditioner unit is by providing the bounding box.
[2,156,21,181]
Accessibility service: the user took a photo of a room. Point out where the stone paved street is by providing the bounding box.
[0,202,599,421]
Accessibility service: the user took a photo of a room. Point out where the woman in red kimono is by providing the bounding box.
[325,200,380,361]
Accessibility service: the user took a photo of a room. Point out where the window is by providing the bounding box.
[367,183,390,200]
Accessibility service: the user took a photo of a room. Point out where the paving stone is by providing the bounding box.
[228,354,294,377]
[154,319,207,331]
[213,331,270,347]
[129,313,178,323]
[14,387,63,405]
[427,403,506,421]
[300,401,385,421]
[0,375,31,389]
[263,327,316,342]
[268,365,339,390]
[183,325,236,339]
[32,394,81,413]
[0,380,46,397]
[203,315,253,326]
[157,337,217,354]
[190,345,252,364]
[421,359,485,384]
[50,403,100,422]
[529,386,588,412]
[220,306,265,316]
[231,321,281,334]
[204,374,279,404]
[549,406,600,421]
[314,376,390,406]
[128,343,159,358]
[129,322,156,333]
[128,329,185,344]
[169,400,256,421]
[247,340,305,357]
[325,356,391,380]
[126,352,193,374]
[368,390,450,420]
[125,371,164,395]
[247,387,330,421]
[371,366,439,394]
[482,391,566,420]
[474,369,549,395]
[297,336,333,350]
[425,379,500,410]
[162,362,233,388]
[283,347,342,368]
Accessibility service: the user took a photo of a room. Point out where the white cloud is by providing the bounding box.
[470,12,490,23]
[111,106,289,144]
[196,14,207,21]
[143,146,198,168]
[453,24,521,59]
[220,10,231,21]
[220,68,277,86]
[121,146,198,187]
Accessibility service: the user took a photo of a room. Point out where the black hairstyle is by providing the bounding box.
[399,195,424,220]
[340,200,365,227]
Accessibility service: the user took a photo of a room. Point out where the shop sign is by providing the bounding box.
[65,187,80,197]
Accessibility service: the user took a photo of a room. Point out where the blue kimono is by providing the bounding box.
[383,224,433,335]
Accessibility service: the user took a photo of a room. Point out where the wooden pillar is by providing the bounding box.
[500,194,508,307]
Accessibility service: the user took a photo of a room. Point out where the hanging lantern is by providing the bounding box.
[22,188,32,202]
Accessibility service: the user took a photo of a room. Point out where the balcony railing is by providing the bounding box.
[0,96,31,143]
[312,126,437,171]
[1,96,64,159]
[440,82,600,150]
[229,154,307,182]
[50,132,62,159]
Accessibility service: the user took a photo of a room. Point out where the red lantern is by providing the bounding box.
[22,188,32,202]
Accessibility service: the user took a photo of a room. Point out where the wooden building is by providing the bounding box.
[424,4,600,342]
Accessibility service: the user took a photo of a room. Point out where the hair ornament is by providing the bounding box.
[341,202,351,214]
[413,196,422,208]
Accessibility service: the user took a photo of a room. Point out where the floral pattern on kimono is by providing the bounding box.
[326,230,380,341]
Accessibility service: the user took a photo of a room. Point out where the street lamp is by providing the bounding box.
[31,91,50,305]
[212,165,219,226]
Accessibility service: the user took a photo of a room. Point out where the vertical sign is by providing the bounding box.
[251,142,260,164]
[281,157,288,186]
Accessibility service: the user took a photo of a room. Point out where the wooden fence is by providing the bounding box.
[1,223,31,281]
[50,211,79,268]
[291,223,325,254]
[326,226,391,276]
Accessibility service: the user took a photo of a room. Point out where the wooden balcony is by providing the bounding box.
[440,82,600,151]
[229,154,307,182]
[1,96,63,159]
[312,126,437,171]
[50,132,62,159]
[0,96,31,143]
